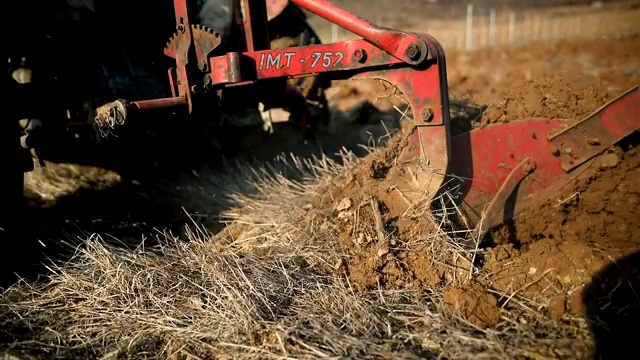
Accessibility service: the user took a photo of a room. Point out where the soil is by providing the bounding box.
[316,34,640,329]
[442,282,502,329]
[480,71,611,125]
[15,30,640,334]
[484,145,640,320]
[446,35,640,107]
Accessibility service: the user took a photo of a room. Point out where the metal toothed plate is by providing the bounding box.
[164,24,222,65]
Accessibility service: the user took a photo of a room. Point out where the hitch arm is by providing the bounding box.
[290,0,428,65]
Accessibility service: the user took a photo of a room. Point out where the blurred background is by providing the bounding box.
[306,0,639,51]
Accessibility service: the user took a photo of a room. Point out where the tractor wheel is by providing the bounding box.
[1,72,29,232]
[268,3,331,133]
[0,83,31,284]
[0,131,26,234]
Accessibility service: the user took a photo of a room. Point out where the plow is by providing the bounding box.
[4,0,640,238]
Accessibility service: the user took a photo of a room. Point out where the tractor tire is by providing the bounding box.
[0,131,26,234]
[268,3,331,131]
[0,73,32,285]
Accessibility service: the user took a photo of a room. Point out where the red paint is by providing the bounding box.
[209,40,403,84]
[549,86,640,171]
[121,0,640,229]
[290,0,427,65]
[449,119,570,206]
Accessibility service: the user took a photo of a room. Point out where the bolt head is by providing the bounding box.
[354,49,367,63]
[406,45,421,61]
[420,108,434,122]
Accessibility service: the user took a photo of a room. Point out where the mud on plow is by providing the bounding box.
[5,0,640,239]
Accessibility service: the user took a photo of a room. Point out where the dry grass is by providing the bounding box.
[0,136,593,359]
[24,163,122,204]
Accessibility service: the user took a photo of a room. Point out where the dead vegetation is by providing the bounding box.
[1,132,593,359]
[3,30,640,360]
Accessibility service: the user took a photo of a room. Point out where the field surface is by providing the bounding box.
[1,4,640,360]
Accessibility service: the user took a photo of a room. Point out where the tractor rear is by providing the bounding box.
[1,0,329,234]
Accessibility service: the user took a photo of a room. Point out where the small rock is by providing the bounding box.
[377,241,390,257]
[600,152,619,168]
[337,210,353,221]
[586,137,600,145]
[302,203,313,210]
[336,197,352,211]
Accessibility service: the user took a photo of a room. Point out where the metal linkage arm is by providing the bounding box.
[208,33,449,128]
[290,0,428,65]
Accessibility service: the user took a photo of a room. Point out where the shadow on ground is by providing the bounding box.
[582,250,640,360]
[0,95,486,289]
[0,102,407,289]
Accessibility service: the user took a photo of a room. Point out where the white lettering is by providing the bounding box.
[311,52,322,68]
[283,52,295,68]
[334,52,344,67]
[259,51,346,70]
[266,53,281,69]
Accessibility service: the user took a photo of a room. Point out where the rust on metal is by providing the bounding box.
[131,97,188,111]
[471,157,536,239]
[191,24,223,71]
[548,85,640,172]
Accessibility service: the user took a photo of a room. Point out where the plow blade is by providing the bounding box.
[443,85,640,237]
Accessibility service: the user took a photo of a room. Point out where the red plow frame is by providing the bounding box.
[95,0,640,236]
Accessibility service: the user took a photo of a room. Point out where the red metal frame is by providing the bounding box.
[447,88,640,226]
[129,0,451,182]
[137,0,439,110]
[111,0,639,231]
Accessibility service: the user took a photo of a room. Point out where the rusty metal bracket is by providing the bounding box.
[471,157,536,240]
[548,85,640,172]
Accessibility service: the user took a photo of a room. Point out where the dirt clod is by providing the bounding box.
[443,282,502,329]
[335,197,352,211]
[599,151,620,168]
[548,295,567,321]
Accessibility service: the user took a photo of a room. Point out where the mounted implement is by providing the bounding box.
[15,0,640,236]
[92,0,639,235]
